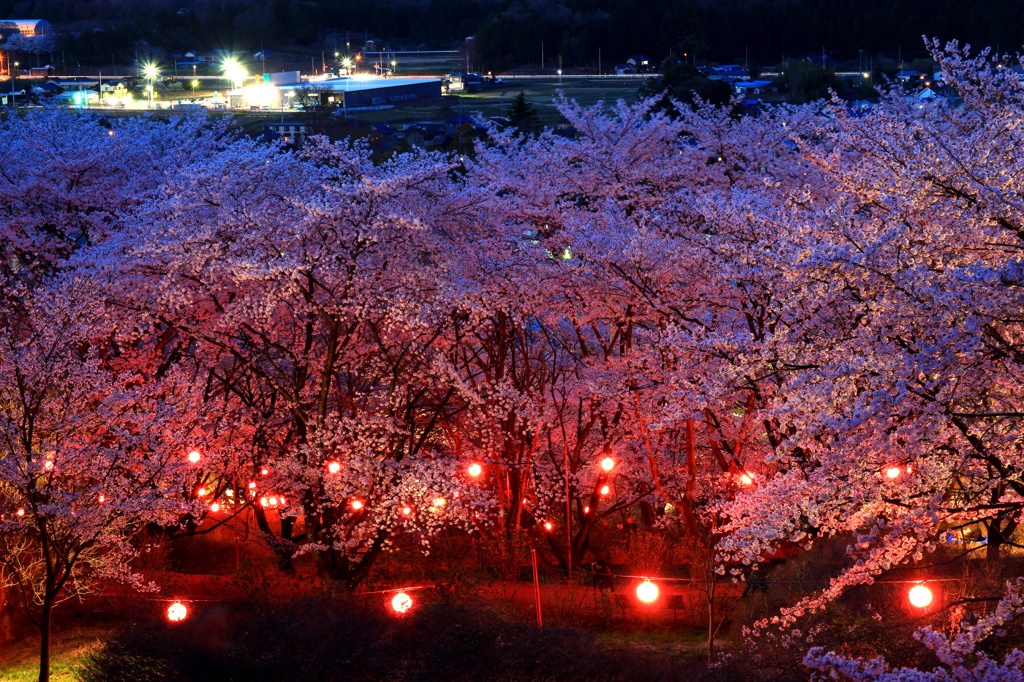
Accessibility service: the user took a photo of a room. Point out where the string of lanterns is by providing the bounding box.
[181,448,943,614]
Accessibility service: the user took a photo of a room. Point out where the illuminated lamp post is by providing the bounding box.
[190,78,198,98]
[223,57,247,107]
[143,62,158,108]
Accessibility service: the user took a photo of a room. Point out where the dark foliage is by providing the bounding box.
[508,92,541,135]
[79,597,694,681]
[5,0,1024,72]
[637,57,733,113]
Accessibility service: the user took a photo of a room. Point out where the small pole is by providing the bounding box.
[531,549,543,632]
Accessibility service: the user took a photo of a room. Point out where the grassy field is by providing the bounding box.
[365,77,647,126]
[0,627,106,681]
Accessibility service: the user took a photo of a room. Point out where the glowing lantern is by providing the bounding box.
[636,579,659,603]
[261,468,269,476]
[433,497,446,507]
[259,497,269,508]
[468,463,483,477]
[391,591,413,613]
[248,482,257,490]
[600,485,610,496]
[739,472,754,486]
[16,509,24,517]
[166,601,189,622]
[583,506,590,514]
[908,584,933,608]
[210,502,221,512]
[885,466,902,479]
[44,460,54,471]
[278,496,286,505]
[97,493,105,504]
[543,521,553,531]
[402,506,412,516]
[187,450,202,464]
[269,496,278,507]
[351,500,364,511]
[197,487,207,497]
[600,457,615,472]
[327,461,341,474]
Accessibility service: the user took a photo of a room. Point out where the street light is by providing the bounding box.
[223,57,247,95]
[143,62,159,108]
[190,79,199,98]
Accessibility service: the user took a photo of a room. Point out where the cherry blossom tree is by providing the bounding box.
[0,282,195,682]
[706,39,1024,677]
[104,135,480,588]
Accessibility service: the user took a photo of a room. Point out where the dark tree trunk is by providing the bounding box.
[38,597,52,682]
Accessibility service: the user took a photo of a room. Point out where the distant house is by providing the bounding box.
[627,55,655,72]
[895,70,925,83]
[846,99,875,116]
[264,121,309,145]
[613,64,633,75]
[31,81,61,95]
[710,65,750,82]
[735,79,774,95]
[29,64,54,77]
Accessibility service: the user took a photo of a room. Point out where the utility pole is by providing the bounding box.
[598,47,601,76]
[541,41,544,70]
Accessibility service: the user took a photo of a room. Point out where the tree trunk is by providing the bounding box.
[38,597,52,682]
[985,519,1005,568]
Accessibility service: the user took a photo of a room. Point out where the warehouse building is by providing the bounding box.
[241,73,441,111]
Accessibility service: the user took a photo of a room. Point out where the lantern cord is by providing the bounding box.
[537,564,993,586]
[353,583,446,596]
